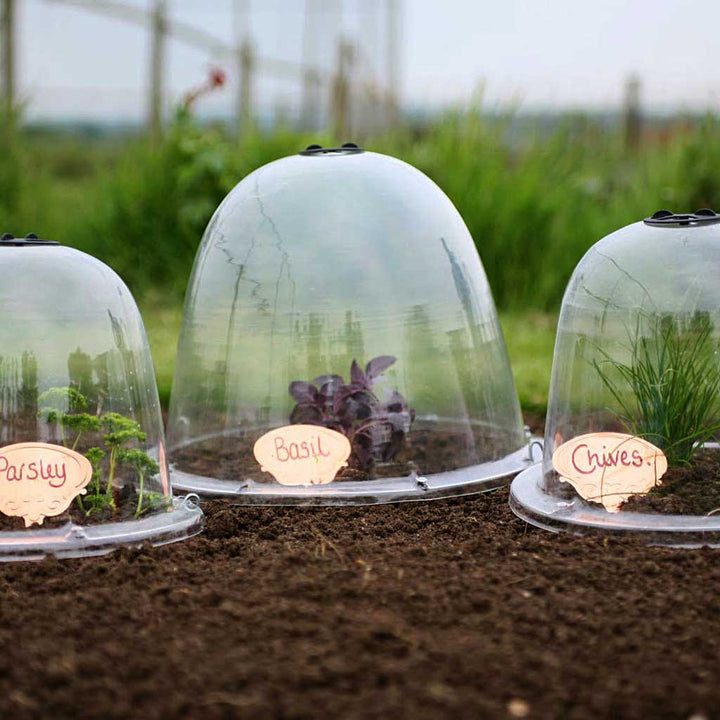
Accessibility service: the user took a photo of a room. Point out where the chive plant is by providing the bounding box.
[594,312,720,466]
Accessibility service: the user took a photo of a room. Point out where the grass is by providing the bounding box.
[499,312,556,413]
[593,313,720,465]
[4,108,720,416]
[141,300,557,414]
[8,109,720,312]
[140,298,184,409]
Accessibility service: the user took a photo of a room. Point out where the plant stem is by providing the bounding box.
[135,470,144,517]
[107,447,117,494]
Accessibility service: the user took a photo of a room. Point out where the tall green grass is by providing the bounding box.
[8,108,720,311]
[594,313,720,465]
[139,299,555,414]
[3,108,720,408]
[62,112,330,296]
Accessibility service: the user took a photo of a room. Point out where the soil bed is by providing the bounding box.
[2,486,720,717]
[622,448,720,515]
[171,421,516,483]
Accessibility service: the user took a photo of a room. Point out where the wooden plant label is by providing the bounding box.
[253,425,351,486]
[0,442,93,527]
[552,432,668,512]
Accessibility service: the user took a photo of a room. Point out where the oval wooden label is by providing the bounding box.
[0,442,93,527]
[253,425,351,486]
[552,432,668,512]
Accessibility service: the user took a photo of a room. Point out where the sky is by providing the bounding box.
[16,0,720,121]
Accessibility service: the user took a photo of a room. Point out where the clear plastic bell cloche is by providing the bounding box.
[511,209,720,546]
[168,145,532,504]
[0,233,203,560]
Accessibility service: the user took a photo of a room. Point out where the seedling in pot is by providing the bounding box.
[100,412,146,497]
[37,387,166,520]
[594,312,720,467]
[38,386,99,450]
[81,446,112,515]
[289,356,415,472]
[117,448,159,516]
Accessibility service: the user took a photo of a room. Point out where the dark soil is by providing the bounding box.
[171,422,518,483]
[2,488,720,718]
[623,448,720,515]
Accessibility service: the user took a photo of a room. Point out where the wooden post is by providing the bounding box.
[1,0,14,116]
[361,0,381,135]
[301,68,320,131]
[623,74,641,153]
[234,0,252,136]
[236,41,253,135]
[385,0,399,127]
[0,0,16,212]
[148,0,166,143]
[301,0,319,131]
[332,39,353,140]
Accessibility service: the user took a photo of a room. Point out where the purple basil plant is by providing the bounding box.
[288,356,415,471]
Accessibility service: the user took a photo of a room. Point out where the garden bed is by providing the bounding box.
[621,447,720,515]
[171,420,517,484]
[1,466,719,717]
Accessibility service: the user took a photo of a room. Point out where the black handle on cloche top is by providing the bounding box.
[299,142,365,156]
[0,233,59,247]
[644,209,720,227]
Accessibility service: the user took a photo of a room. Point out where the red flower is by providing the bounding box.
[209,67,226,89]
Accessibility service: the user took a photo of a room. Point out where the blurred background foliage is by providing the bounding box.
[3,108,719,408]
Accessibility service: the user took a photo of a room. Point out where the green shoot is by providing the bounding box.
[84,447,106,495]
[594,313,720,466]
[118,449,159,517]
[36,387,161,519]
[101,413,146,496]
[134,492,171,517]
[61,413,101,450]
[38,386,87,412]
[38,386,89,447]
[82,493,115,516]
